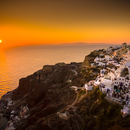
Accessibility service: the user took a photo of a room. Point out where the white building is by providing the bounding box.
[113,77,130,88]
[94,77,101,86]
[108,72,116,81]
[125,80,130,88]
[94,57,102,62]
[101,78,112,88]
[84,84,93,91]
[126,60,130,69]
[105,55,112,61]
[71,86,78,91]
[121,105,130,117]
[97,62,106,67]
[100,69,107,76]
[113,77,125,85]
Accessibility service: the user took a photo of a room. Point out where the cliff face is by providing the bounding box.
[14,64,75,101]
[0,62,84,130]
[14,63,81,129]
[13,62,81,105]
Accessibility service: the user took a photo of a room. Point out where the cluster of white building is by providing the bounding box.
[93,53,123,67]
[93,55,113,67]
[84,47,130,117]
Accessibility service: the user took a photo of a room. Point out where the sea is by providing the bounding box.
[0,44,112,97]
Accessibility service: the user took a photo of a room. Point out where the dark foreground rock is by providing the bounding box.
[0,115,8,130]
[0,62,83,130]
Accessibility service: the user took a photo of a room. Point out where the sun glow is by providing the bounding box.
[0,40,2,44]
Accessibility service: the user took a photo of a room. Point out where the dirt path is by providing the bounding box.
[60,91,88,112]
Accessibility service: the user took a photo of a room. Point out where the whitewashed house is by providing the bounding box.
[121,105,130,117]
[71,86,78,91]
[97,62,106,67]
[125,80,130,88]
[94,78,101,86]
[84,84,93,91]
[100,69,106,76]
[107,72,116,81]
[94,57,105,62]
[99,77,113,93]
[91,63,94,67]
[113,77,126,86]
[94,57,100,62]
[101,78,112,88]
[112,62,120,67]
[125,60,130,69]
[105,55,112,61]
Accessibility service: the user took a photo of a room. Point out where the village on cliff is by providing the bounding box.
[82,43,130,117]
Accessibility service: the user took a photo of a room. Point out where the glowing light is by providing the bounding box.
[0,40,2,44]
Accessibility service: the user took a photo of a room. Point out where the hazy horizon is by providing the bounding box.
[1,42,129,50]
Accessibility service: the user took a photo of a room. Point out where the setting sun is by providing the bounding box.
[0,40,2,44]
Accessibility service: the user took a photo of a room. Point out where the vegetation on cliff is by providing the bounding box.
[76,87,130,130]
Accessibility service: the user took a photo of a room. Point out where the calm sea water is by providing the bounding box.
[0,44,111,97]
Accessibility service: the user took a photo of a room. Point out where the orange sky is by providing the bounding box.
[1,0,130,48]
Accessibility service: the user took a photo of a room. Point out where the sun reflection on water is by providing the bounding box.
[0,49,10,97]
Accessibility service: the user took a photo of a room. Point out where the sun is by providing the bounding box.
[0,40,2,44]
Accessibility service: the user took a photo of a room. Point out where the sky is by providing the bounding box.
[0,0,130,48]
